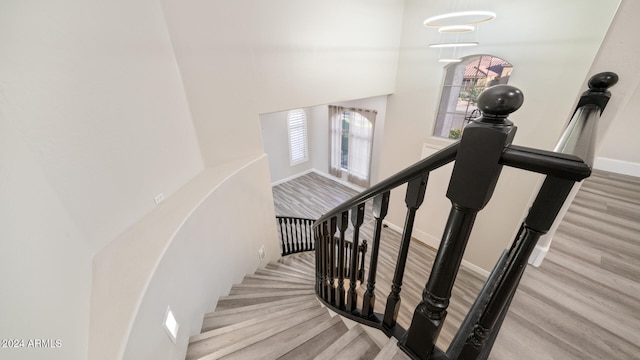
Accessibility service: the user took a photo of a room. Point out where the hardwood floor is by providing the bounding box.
[272,170,640,359]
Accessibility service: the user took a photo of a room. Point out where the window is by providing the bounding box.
[340,112,350,169]
[329,106,376,187]
[287,109,308,165]
[433,55,513,139]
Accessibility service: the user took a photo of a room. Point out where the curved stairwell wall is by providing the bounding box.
[89,155,281,360]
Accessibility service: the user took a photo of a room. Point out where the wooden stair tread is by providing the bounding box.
[222,314,345,360]
[313,324,380,360]
[189,252,392,360]
[373,338,411,360]
[202,295,318,332]
[187,304,327,359]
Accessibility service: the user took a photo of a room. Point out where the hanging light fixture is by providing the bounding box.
[424,9,496,62]
[424,11,496,28]
[429,42,478,48]
[439,25,475,33]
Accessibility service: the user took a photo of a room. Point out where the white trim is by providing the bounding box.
[270,168,368,192]
[271,169,315,187]
[310,169,366,192]
[528,242,550,267]
[594,157,640,178]
[382,220,490,278]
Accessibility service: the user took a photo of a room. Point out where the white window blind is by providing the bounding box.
[288,109,308,165]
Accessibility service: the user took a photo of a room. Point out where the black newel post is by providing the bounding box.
[383,173,428,329]
[401,85,524,359]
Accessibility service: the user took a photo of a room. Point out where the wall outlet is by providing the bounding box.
[154,193,165,205]
[258,245,266,261]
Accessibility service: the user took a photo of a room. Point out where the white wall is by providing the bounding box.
[87,156,277,360]
[160,0,404,168]
[0,111,92,360]
[261,95,390,185]
[0,0,205,254]
[1,1,204,359]
[261,110,315,183]
[379,0,620,271]
[589,0,640,177]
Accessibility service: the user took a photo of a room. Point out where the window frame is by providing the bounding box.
[432,55,513,139]
[287,109,309,166]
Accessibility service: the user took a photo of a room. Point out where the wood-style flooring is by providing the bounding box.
[271,170,640,359]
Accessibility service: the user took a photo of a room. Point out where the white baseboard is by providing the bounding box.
[382,220,490,278]
[528,242,550,267]
[272,168,367,193]
[271,169,315,186]
[594,157,640,178]
[310,169,367,192]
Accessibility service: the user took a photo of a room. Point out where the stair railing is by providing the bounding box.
[312,72,618,360]
[276,215,368,273]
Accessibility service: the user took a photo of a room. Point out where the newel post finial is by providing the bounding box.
[475,84,524,124]
[588,71,618,93]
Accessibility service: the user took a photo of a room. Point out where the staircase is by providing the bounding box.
[186,251,408,360]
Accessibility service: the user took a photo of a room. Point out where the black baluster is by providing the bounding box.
[362,191,390,319]
[305,219,312,251]
[336,211,349,309]
[321,221,330,301]
[277,218,285,255]
[347,203,365,312]
[401,85,523,359]
[285,218,292,255]
[458,176,576,359]
[358,240,367,283]
[297,219,303,252]
[310,220,316,251]
[315,226,321,294]
[329,217,338,304]
[383,174,428,329]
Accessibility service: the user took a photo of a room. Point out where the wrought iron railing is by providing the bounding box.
[312,72,618,360]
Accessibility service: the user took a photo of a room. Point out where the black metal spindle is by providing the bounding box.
[401,85,523,359]
[347,203,365,312]
[362,191,390,319]
[383,173,428,329]
[336,211,349,309]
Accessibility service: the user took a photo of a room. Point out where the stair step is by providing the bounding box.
[222,313,345,360]
[202,295,318,332]
[214,289,316,310]
[373,338,411,360]
[277,316,350,360]
[241,274,312,286]
[266,261,314,278]
[187,302,327,359]
[254,268,315,282]
[313,324,380,360]
[228,282,313,295]
[279,254,316,269]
